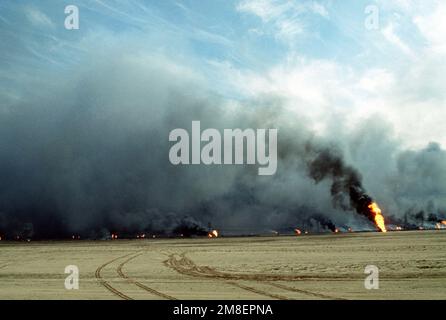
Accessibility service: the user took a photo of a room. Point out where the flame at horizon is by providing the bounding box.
[368,202,387,233]
[208,229,219,238]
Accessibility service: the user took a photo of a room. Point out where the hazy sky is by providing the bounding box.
[1,0,445,149]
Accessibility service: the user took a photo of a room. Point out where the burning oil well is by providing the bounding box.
[306,147,387,232]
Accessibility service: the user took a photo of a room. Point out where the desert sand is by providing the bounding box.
[0,230,445,299]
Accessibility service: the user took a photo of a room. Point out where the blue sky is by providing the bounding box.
[1,0,445,148]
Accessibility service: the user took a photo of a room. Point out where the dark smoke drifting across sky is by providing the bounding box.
[0,52,445,239]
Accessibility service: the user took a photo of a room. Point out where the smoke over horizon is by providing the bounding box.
[0,52,445,239]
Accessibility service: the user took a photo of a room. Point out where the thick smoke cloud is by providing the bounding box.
[389,142,446,226]
[0,52,445,238]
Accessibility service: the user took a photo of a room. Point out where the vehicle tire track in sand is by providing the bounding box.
[117,252,178,300]
[164,252,350,281]
[95,252,136,300]
[164,252,292,300]
[226,281,290,300]
[268,282,345,300]
[164,252,346,300]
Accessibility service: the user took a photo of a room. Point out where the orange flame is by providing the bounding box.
[441,220,446,226]
[208,230,219,238]
[368,202,387,232]
[294,228,302,235]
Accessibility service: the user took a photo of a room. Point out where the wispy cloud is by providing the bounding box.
[381,22,414,57]
[24,6,54,28]
[236,0,328,43]
[309,2,329,18]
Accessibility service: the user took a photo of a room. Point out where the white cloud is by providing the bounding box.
[212,47,446,148]
[236,0,289,22]
[24,6,54,28]
[309,2,329,18]
[381,22,414,57]
[275,18,304,40]
[376,0,413,12]
[414,3,446,52]
[236,0,328,43]
[357,68,395,94]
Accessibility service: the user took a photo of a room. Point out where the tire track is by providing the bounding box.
[226,281,290,300]
[163,253,291,300]
[117,252,177,300]
[268,282,345,300]
[95,252,135,300]
[164,252,350,281]
[164,252,345,300]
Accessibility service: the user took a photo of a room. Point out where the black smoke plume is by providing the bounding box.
[306,147,376,225]
[310,215,337,232]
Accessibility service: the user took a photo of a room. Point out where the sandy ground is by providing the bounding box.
[0,230,445,300]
